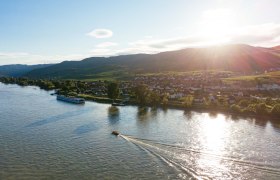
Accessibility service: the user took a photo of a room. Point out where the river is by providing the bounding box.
[0,83,280,179]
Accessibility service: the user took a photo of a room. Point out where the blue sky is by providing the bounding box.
[1,0,280,65]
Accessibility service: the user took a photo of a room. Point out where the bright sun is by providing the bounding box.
[197,9,237,44]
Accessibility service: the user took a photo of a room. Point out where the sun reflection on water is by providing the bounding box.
[197,113,232,177]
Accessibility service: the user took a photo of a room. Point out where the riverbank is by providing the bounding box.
[77,93,280,120]
[1,79,279,120]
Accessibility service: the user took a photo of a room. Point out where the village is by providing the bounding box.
[1,70,280,116]
[79,71,280,107]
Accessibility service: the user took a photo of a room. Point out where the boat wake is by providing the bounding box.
[120,135,201,179]
[120,134,280,179]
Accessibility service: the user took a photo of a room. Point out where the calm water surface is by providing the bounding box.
[1,83,280,179]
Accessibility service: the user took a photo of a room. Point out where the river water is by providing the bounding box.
[0,83,280,179]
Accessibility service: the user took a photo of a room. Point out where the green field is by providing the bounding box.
[57,69,280,83]
[223,71,280,83]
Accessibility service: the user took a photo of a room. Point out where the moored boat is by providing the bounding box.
[56,95,85,104]
[112,102,125,106]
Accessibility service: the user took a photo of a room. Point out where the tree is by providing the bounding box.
[203,97,210,106]
[162,94,169,106]
[255,103,268,115]
[68,91,78,97]
[150,91,161,106]
[230,104,241,113]
[184,95,194,108]
[265,97,276,106]
[270,104,280,116]
[133,84,150,105]
[107,82,119,102]
[238,99,250,107]
[108,106,119,117]
[220,96,229,107]
[37,80,55,90]
[242,104,256,114]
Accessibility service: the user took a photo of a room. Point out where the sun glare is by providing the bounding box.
[196,114,232,177]
[199,113,230,153]
[197,9,237,44]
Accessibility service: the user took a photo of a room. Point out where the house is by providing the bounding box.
[193,97,204,105]
[237,91,243,97]
[169,93,184,99]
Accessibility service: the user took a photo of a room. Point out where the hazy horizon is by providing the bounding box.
[0,43,279,66]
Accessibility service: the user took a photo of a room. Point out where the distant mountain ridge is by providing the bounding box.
[0,64,53,77]
[2,44,280,80]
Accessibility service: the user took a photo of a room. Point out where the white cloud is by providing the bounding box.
[130,36,211,49]
[0,52,90,65]
[87,29,113,38]
[87,22,280,57]
[127,22,280,53]
[95,42,118,48]
[90,48,113,56]
[0,52,29,58]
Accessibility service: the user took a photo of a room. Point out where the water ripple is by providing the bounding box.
[74,123,99,135]
[26,108,91,128]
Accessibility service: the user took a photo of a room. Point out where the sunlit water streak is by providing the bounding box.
[120,134,201,179]
[1,83,280,179]
[121,134,280,179]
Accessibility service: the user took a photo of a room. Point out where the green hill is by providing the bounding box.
[24,44,280,80]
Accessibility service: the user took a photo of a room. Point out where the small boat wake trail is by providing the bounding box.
[120,134,280,179]
[120,135,201,179]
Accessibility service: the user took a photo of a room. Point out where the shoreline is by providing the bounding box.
[1,81,279,120]
[79,94,280,121]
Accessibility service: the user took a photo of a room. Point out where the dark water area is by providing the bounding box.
[1,83,280,179]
